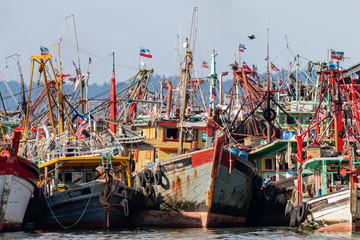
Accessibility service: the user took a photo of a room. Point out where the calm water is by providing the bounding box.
[1,227,360,240]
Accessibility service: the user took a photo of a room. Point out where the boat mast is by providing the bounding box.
[66,15,84,114]
[178,38,191,155]
[209,49,217,113]
[110,52,117,134]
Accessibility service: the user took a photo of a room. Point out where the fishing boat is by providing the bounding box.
[133,132,259,228]
[0,131,39,231]
[32,154,137,230]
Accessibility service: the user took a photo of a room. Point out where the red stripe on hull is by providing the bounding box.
[191,149,214,167]
[132,210,246,228]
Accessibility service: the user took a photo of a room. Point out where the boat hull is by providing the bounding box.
[306,188,350,224]
[133,136,258,228]
[0,154,39,231]
[36,180,135,229]
[0,175,36,231]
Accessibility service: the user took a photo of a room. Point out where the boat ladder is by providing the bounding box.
[101,152,113,170]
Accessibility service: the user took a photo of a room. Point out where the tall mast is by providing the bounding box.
[178,38,191,155]
[209,49,217,112]
[110,52,117,134]
[54,43,65,133]
[66,15,84,113]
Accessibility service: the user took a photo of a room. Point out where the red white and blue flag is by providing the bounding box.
[202,61,209,68]
[239,44,246,52]
[210,88,216,103]
[270,62,280,72]
[319,108,327,120]
[331,50,344,60]
[241,61,251,71]
[75,116,90,136]
[40,46,49,55]
[140,47,152,58]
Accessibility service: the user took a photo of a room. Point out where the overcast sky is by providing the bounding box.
[1,0,359,86]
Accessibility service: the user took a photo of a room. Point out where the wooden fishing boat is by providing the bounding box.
[0,131,39,231]
[32,154,137,230]
[132,133,259,228]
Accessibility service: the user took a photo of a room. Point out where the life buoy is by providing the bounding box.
[289,206,299,227]
[144,169,154,184]
[133,149,138,162]
[145,185,155,198]
[155,170,162,185]
[297,202,308,223]
[262,127,276,138]
[138,172,146,187]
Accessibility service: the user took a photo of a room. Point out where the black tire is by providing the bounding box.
[263,183,276,201]
[155,170,162,185]
[264,108,276,122]
[144,169,154,184]
[285,201,293,216]
[145,185,155,198]
[138,172,146,187]
[290,206,299,227]
[297,202,308,223]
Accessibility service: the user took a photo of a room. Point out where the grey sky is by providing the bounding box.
[1,0,359,86]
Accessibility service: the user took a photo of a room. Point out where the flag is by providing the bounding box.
[351,72,359,79]
[239,44,246,52]
[89,57,92,64]
[234,60,239,67]
[210,88,216,103]
[75,116,90,136]
[270,62,280,71]
[241,61,251,71]
[202,61,209,68]
[40,46,49,55]
[331,50,344,60]
[140,46,152,58]
[252,64,257,71]
[329,63,343,70]
[319,108,327,120]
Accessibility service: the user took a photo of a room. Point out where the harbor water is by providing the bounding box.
[1,227,359,239]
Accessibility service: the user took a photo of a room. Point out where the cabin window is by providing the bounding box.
[84,172,93,182]
[185,129,197,141]
[164,128,178,140]
[64,172,72,184]
[265,158,274,170]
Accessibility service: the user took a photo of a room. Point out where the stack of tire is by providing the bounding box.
[285,201,307,227]
[137,168,162,199]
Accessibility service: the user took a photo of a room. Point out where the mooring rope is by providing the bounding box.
[43,180,96,229]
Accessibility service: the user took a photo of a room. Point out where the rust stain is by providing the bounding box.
[230,189,236,201]
[175,175,183,199]
[165,194,170,202]
[194,169,197,179]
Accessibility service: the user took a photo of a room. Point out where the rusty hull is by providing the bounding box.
[133,137,258,228]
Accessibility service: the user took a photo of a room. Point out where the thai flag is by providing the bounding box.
[40,46,49,55]
[241,61,251,71]
[202,61,209,68]
[140,47,152,58]
[331,50,344,60]
[270,62,280,72]
[239,44,246,52]
[210,88,216,103]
